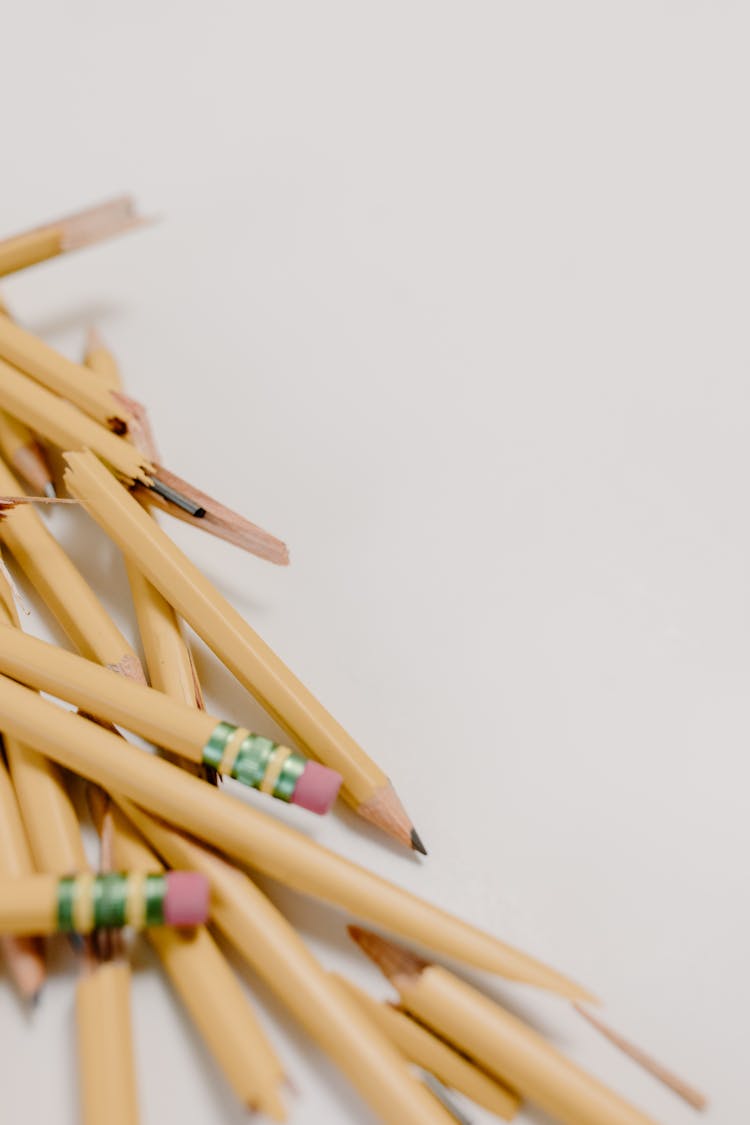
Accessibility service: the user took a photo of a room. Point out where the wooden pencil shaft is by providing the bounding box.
[0,754,36,879]
[0,623,216,759]
[0,675,582,993]
[397,967,657,1125]
[0,229,62,276]
[0,626,317,808]
[0,874,63,934]
[127,563,198,705]
[0,196,139,278]
[0,316,131,432]
[0,756,46,1002]
[64,450,386,804]
[109,806,285,1115]
[0,573,88,874]
[0,412,52,495]
[0,457,141,669]
[331,975,519,1121]
[123,804,454,1125]
[0,360,150,483]
[85,337,122,390]
[76,962,140,1125]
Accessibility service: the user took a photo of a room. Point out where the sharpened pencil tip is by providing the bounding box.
[30,987,42,1009]
[410,828,428,855]
[43,481,57,499]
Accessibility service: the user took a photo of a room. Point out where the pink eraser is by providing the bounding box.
[163,872,210,926]
[291,761,342,815]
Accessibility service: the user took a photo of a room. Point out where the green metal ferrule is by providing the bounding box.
[273,751,307,802]
[91,873,130,929]
[202,721,235,770]
[144,874,167,926]
[56,876,77,932]
[230,734,277,789]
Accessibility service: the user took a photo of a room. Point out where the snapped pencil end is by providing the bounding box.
[85,325,106,356]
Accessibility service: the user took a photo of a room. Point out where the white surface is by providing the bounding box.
[0,3,742,1122]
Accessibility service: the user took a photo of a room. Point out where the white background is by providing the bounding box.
[0,3,743,1122]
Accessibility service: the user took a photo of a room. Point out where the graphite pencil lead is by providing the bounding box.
[357,782,420,851]
[43,481,56,499]
[411,827,428,856]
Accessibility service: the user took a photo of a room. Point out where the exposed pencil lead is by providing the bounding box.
[410,828,428,856]
[30,986,42,1009]
[43,481,57,499]
[148,477,206,517]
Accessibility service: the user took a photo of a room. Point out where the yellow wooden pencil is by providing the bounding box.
[0,359,288,563]
[0,673,594,999]
[105,801,286,1120]
[77,961,140,1125]
[0,456,144,676]
[0,568,87,875]
[119,801,455,1125]
[64,448,423,851]
[331,974,520,1120]
[0,625,341,816]
[0,754,45,1002]
[350,930,656,1125]
[0,870,208,935]
[0,196,150,279]
[0,411,55,498]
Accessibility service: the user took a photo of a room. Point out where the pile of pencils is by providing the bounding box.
[0,198,705,1124]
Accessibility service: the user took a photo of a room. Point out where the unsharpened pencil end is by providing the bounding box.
[291,761,342,816]
[163,872,210,927]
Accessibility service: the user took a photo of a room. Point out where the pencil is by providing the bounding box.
[0,196,150,279]
[0,298,55,498]
[119,801,455,1125]
[0,358,289,563]
[84,327,122,390]
[0,754,45,1002]
[330,975,520,1120]
[0,412,55,498]
[0,457,145,676]
[0,358,150,482]
[0,626,341,816]
[0,870,208,935]
[0,569,88,875]
[85,332,290,561]
[0,314,134,432]
[64,448,424,851]
[77,961,140,1125]
[350,929,657,1125]
[106,801,286,1119]
[0,674,593,998]
[75,788,141,1125]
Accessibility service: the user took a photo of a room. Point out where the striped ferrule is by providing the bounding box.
[56,873,167,933]
[202,722,306,802]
